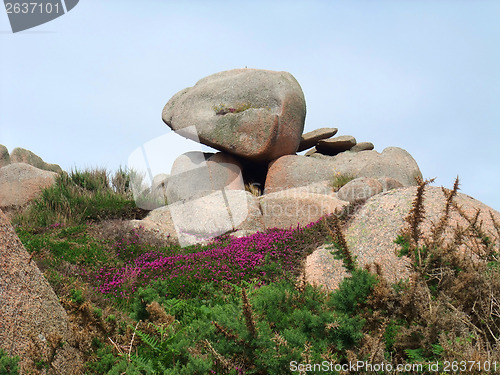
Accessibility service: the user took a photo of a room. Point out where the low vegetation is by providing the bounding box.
[331,171,355,192]
[9,168,500,374]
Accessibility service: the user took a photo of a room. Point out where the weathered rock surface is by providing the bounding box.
[0,163,57,207]
[170,190,263,246]
[133,191,264,247]
[166,151,244,204]
[312,147,422,186]
[304,244,349,291]
[334,147,422,186]
[350,142,374,152]
[344,186,500,285]
[0,209,83,374]
[10,147,62,173]
[260,189,348,229]
[377,177,404,191]
[0,144,10,168]
[316,135,357,155]
[162,69,306,162]
[297,127,338,152]
[265,155,333,194]
[337,177,384,203]
[265,147,422,193]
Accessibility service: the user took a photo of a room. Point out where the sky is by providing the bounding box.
[1,1,499,211]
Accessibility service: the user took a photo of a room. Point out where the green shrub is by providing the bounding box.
[329,269,377,315]
[131,280,225,323]
[0,349,19,375]
[69,288,85,305]
[146,277,377,374]
[85,346,123,374]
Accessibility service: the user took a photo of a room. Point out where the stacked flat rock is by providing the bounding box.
[297,128,338,152]
[351,142,374,152]
[297,129,374,156]
[162,68,306,163]
[316,135,357,155]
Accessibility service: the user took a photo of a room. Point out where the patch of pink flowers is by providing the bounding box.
[93,222,318,300]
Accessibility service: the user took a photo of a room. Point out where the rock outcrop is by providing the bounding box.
[10,147,62,173]
[162,68,306,162]
[305,185,500,290]
[265,147,421,194]
[260,189,347,229]
[345,186,500,284]
[0,144,10,168]
[133,69,424,246]
[264,155,333,194]
[336,177,384,203]
[336,177,403,203]
[0,163,57,208]
[0,209,83,373]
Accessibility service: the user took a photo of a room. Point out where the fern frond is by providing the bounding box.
[130,353,155,371]
[134,328,161,352]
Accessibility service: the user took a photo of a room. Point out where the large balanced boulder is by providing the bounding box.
[0,209,83,373]
[0,163,57,208]
[0,144,10,168]
[10,147,62,173]
[162,69,306,162]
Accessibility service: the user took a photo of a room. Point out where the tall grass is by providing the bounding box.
[13,167,146,227]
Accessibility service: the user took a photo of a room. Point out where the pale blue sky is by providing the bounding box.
[1,1,499,211]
